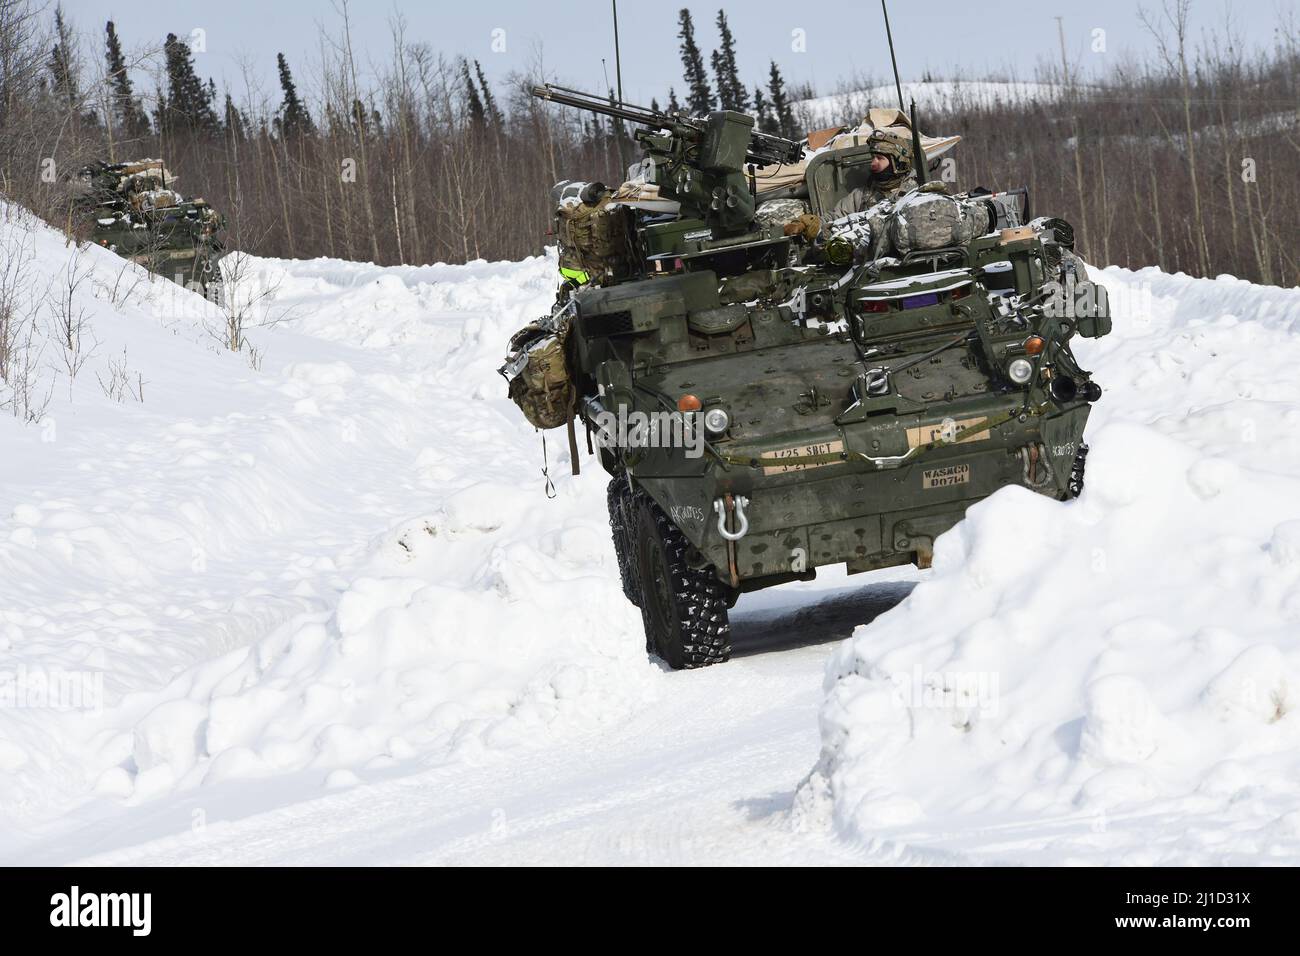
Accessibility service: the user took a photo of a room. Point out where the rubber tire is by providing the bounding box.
[1066,443,1089,499]
[606,476,640,607]
[634,495,732,669]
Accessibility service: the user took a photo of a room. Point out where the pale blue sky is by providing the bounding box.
[68,0,1297,110]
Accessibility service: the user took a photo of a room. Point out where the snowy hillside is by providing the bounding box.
[2,201,1298,865]
[0,210,658,853]
[796,80,1066,127]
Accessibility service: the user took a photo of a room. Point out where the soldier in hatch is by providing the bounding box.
[827,128,918,219]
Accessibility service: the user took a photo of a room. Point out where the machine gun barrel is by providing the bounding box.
[530,84,677,131]
[530,83,803,167]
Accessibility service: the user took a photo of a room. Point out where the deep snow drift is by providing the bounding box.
[0,208,658,851]
[3,197,1298,865]
[801,269,1300,864]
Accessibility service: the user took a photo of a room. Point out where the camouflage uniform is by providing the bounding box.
[828,128,919,220]
[754,197,811,231]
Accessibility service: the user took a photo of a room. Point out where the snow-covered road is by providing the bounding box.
[14,574,918,866]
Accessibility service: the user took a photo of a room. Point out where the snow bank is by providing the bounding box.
[0,209,656,836]
[800,266,1300,863]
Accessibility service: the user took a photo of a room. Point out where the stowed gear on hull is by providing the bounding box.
[504,86,1111,669]
[71,158,226,294]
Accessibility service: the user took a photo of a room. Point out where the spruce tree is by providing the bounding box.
[667,87,681,113]
[473,60,503,127]
[349,98,369,139]
[276,52,315,138]
[677,9,712,114]
[710,11,746,111]
[767,60,797,139]
[461,59,485,126]
[753,85,777,134]
[48,6,78,108]
[105,21,150,138]
[161,33,219,134]
[223,93,246,142]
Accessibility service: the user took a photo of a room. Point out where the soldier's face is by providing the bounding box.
[870,154,891,174]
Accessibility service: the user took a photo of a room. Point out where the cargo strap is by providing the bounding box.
[716,402,1050,471]
[565,393,580,476]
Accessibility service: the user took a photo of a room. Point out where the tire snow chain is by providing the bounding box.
[715,402,1051,471]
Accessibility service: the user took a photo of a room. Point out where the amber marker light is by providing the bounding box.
[1024,335,1046,356]
[677,394,702,413]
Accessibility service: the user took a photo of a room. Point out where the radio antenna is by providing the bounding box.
[881,0,905,112]
[610,2,628,177]
[612,0,624,106]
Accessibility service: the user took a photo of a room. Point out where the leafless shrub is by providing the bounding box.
[0,207,49,420]
[47,244,97,394]
[212,248,295,359]
[95,347,143,403]
[94,258,150,311]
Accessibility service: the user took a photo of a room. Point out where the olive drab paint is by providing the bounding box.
[71,159,226,295]
[502,85,1109,663]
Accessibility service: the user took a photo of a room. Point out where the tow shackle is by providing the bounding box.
[713,495,750,541]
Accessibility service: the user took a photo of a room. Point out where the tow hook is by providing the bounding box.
[1016,442,1056,488]
[714,494,750,541]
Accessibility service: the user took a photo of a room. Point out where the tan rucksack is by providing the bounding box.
[555,195,636,282]
[506,321,576,431]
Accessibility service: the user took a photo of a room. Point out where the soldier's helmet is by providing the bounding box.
[866,128,915,178]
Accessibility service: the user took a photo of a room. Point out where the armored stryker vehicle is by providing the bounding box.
[72,159,225,294]
[504,86,1110,669]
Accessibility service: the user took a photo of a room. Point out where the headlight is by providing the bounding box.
[1007,357,1034,385]
[703,407,730,435]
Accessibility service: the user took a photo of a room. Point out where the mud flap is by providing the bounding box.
[1040,405,1091,495]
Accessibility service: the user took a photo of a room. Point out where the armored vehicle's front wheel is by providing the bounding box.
[606,476,640,607]
[634,496,732,669]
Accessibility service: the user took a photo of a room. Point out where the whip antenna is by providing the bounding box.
[881,0,905,112]
[612,0,624,106]
[910,99,927,186]
[610,2,627,176]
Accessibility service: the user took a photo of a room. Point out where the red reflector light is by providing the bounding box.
[861,300,890,313]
